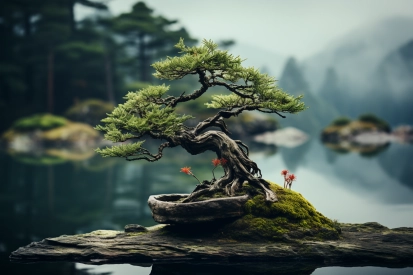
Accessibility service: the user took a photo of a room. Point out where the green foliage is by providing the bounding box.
[96,85,192,140]
[95,85,193,157]
[358,113,391,132]
[154,39,306,115]
[207,91,305,114]
[331,116,352,126]
[153,39,243,80]
[13,114,68,131]
[95,141,146,158]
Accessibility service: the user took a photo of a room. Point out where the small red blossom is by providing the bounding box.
[212,158,221,167]
[220,158,228,166]
[180,167,192,175]
[288,173,296,182]
[281,169,289,176]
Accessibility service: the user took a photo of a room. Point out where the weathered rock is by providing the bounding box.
[148,194,249,224]
[10,222,413,268]
[254,127,309,148]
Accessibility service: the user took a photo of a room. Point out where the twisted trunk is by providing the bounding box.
[170,130,277,202]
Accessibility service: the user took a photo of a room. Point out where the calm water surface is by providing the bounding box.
[1,136,412,274]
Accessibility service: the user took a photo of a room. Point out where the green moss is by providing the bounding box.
[358,113,391,132]
[323,114,390,136]
[220,182,340,241]
[12,113,68,131]
[331,116,351,126]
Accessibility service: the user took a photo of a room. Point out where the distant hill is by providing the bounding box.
[300,17,413,126]
[375,39,413,97]
[302,17,413,94]
[366,39,413,125]
[278,58,339,134]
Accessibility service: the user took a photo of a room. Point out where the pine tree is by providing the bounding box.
[110,2,196,82]
[95,39,307,202]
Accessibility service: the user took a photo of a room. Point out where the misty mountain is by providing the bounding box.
[375,39,413,96]
[366,38,413,125]
[318,67,360,116]
[303,17,413,94]
[278,58,339,134]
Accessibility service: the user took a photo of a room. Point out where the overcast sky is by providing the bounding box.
[77,0,413,59]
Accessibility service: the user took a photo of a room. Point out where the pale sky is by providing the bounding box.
[77,0,413,59]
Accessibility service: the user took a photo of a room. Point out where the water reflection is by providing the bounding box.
[313,266,413,275]
[322,141,390,157]
[73,263,413,275]
[76,263,151,275]
[259,139,413,227]
[2,133,413,274]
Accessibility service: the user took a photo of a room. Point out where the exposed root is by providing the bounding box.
[182,188,212,203]
[174,130,278,203]
[225,180,242,196]
[256,179,278,202]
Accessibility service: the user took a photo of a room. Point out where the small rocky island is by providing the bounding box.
[10,183,413,269]
[1,113,101,163]
[321,114,393,155]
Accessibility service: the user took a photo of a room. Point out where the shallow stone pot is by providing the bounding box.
[148,194,250,224]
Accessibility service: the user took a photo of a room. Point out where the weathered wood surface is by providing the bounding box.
[10,222,413,268]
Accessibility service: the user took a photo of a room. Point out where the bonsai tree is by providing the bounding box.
[95,39,306,202]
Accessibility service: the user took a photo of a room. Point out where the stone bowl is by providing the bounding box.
[148,194,250,224]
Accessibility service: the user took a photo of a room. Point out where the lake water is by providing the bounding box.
[1,135,413,275]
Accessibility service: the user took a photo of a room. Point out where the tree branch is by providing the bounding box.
[169,69,209,108]
[193,105,257,135]
[193,117,230,135]
[126,142,170,162]
[257,108,286,118]
[235,140,249,157]
[211,80,255,101]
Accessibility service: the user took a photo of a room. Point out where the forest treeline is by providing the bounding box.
[0,0,198,132]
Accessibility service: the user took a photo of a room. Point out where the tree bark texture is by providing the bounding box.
[170,130,277,202]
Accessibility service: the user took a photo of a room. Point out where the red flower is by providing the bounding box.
[281,169,289,176]
[212,158,221,167]
[180,167,192,175]
[220,158,228,166]
[288,173,296,182]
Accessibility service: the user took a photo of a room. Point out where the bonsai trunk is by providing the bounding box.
[171,130,277,202]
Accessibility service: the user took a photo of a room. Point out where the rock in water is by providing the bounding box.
[124,224,148,233]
